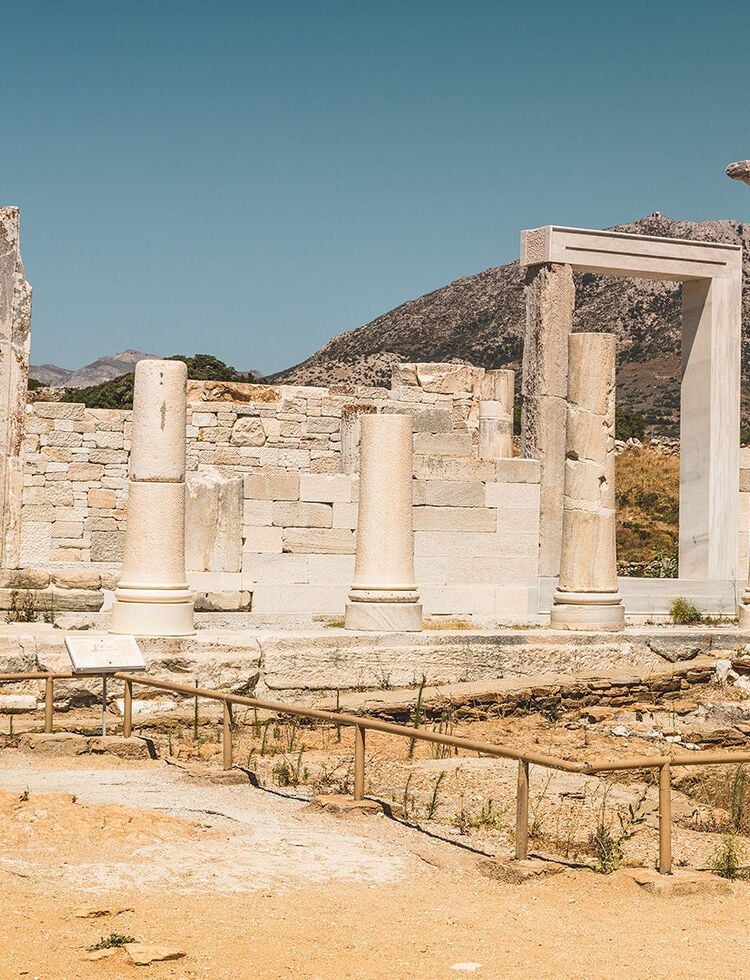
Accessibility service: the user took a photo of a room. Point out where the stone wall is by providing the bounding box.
[7,363,542,621]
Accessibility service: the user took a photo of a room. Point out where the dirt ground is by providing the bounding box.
[1,717,750,979]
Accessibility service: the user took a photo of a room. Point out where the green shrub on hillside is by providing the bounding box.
[62,354,246,409]
[615,408,645,441]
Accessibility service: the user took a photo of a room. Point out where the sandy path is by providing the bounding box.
[1,753,749,979]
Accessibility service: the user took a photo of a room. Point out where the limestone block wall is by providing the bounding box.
[9,363,541,620]
[20,401,130,567]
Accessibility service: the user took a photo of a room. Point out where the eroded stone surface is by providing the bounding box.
[521,263,574,577]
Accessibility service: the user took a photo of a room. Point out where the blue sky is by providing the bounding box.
[3,0,749,373]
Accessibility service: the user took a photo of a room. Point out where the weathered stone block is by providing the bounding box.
[90,530,124,562]
[413,507,495,533]
[231,417,266,446]
[486,482,541,509]
[0,568,50,589]
[413,432,473,456]
[251,584,347,613]
[273,501,333,528]
[242,553,309,586]
[68,463,104,481]
[243,499,273,526]
[413,455,496,482]
[244,470,300,501]
[283,527,355,554]
[186,468,243,572]
[19,522,52,565]
[392,363,483,394]
[51,569,102,590]
[421,480,485,508]
[93,431,124,450]
[306,553,355,584]
[299,474,352,503]
[32,402,86,420]
[88,488,116,509]
[332,501,358,529]
[52,521,84,539]
[243,526,283,554]
[494,459,541,484]
[414,530,502,558]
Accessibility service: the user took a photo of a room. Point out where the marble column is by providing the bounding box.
[0,208,32,569]
[110,359,195,635]
[479,368,514,459]
[344,414,422,631]
[521,263,575,577]
[550,333,624,631]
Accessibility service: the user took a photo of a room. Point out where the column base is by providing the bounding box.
[110,588,195,637]
[549,590,624,632]
[344,601,423,632]
[738,598,750,629]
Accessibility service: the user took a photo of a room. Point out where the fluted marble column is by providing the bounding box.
[479,368,514,459]
[344,414,422,631]
[550,333,624,631]
[110,359,195,635]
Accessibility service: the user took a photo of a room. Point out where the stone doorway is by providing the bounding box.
[519,225,742,613]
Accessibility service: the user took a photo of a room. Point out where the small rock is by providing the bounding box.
[310,794,385,816]
[88,735,153,760]
[124,944,186,966]
[611,725,635,738]
[624,867,733,897]
[715,660,736,684]
[17,732,88,756]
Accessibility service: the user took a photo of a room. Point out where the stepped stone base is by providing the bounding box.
[344,601,423,632]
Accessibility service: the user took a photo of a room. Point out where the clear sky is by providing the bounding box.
[3,0,749,373]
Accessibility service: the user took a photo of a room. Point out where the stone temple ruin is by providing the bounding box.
[1,206,749,667]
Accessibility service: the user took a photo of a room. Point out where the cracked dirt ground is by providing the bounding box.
[1,752,750,979]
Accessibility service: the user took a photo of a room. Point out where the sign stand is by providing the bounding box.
[64,635,146,737]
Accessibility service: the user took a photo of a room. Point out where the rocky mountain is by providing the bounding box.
[270,214,750,436]
[30,349,157,388]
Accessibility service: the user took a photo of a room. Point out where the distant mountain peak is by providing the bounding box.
[30,349,157,388]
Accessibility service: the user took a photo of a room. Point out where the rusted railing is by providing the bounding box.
[3,668,750,875]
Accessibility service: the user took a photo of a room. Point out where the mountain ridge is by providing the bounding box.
[269,214,750,435]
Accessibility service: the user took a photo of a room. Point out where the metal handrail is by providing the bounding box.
[3,668,750,875]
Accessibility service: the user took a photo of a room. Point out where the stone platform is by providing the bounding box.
[0,622,742,708]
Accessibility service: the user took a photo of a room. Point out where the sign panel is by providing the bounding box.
[64,634,146,675]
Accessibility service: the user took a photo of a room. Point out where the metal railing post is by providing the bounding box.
[515,759,529,860]
[354,724,365,800]
[123,679,133,738]
[223,701,233,770]
[658,763,672,874]
[44,676,53,734]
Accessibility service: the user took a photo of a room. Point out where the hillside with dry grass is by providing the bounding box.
[615,448,679,572]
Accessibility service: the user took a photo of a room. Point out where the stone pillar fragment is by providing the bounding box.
[111,359,194,635]
[479,368,514,459]
[550,333,624,631]
[521,263,574,576]
[186,467,243,572]
[0,208,32,569]
[344,414,422,631]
